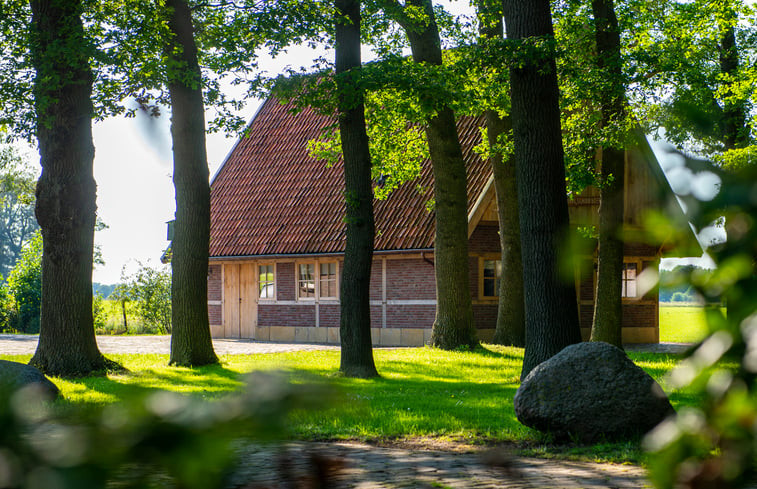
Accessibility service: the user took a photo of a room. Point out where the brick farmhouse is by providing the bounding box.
[206,96,698,346]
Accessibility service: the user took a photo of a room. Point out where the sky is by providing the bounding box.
[89,46,325,284]
[16,0,717,285]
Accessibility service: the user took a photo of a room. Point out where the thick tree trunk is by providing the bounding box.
[402,0,477,350]
[164,0,218,366]
[589,0,626,348]
[336,0,378,378]
[477,2,525,346]
[486,112,525,347]
[28,0,114,377]
[502,0,582,380]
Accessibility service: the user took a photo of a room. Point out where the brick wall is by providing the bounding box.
[473,304,498,330]
[579,304,593,330]
[277,262,296,301]
[259,303,315,327]
[622,303,657,328]
[369,259,383,301]
[319,304,340,328]
[371,304,382,327]
[386,304,435,328]
[208,304,222,325]
[468,256,478,299]
[580,300,657,330]
[385,258,436,301]
[207,264,222,301]
[468,224,501,254]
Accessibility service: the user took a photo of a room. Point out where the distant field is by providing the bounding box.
[659,304,713,343]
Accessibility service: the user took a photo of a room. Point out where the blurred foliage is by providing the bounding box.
[713,146,757,172]
[645,151,757,488]
[0,371,331,489]
[620,0,756,155]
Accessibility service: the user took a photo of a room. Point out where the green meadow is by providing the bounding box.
[2,344,706,464]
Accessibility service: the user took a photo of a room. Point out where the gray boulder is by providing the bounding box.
[513,341,673,442]
[0,359,59,400]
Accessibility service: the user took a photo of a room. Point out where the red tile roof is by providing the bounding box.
[209,97,491,257]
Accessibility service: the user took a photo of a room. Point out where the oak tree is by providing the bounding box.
[335,0,379,378]
[502,0,582,380]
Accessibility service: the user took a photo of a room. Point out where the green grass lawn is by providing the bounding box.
[659,304,716,343]
[0,345,702,464]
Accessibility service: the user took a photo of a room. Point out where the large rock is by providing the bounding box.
[513,341,673,442]
[0,359,59,400]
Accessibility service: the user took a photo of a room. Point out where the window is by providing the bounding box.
[298,264,315,299]
[319,262,338,298]
[622,262,637,298]
[258,264,274,299]
[483,259,502,297]
[297,261,338,299]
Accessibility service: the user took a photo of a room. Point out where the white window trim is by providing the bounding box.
[296,259,340,301]
[622,260,640,299]
[258,263,276,302]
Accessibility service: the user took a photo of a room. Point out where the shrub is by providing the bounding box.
[0,280,17,332]
[6,232,41,333]
[116,262,171,334]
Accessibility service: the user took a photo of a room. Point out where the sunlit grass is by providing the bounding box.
[1,345,708,464]
[659,304,720,343]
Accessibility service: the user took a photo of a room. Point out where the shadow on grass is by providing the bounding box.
[57,363,245,407]
[282,367,529,442]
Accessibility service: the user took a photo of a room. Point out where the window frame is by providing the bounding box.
[257,263,276,301]
[296,259,339,301]
[478,255,502,301]
[318,261,339,299]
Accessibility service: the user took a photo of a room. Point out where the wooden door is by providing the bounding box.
[223,263,258,339]
[239,263,256,338]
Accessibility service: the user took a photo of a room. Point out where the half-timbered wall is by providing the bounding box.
[208,224,660,344]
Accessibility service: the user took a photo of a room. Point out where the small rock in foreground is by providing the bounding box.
[514,341,674,443]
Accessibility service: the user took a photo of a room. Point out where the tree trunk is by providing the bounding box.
[121,301,128,332]
[589,0,626,348]
[401,0,478,350]
[486,112,525,347]
[502,0,582,380]
[718,14,749,150]
[164,0,218,367]
[336,0,379,378]
[476,1,525,346]
[28,0,114,377]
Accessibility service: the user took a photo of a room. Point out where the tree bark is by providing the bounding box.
[28,0,115,377]
[502,0,582,380]
[589,0,626,348]
[477,1,525,347]
[164,0,218,366]
[486,112,525,346]
[336,0,379,378]
[400,0,478,350]
[718,13,749,150]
